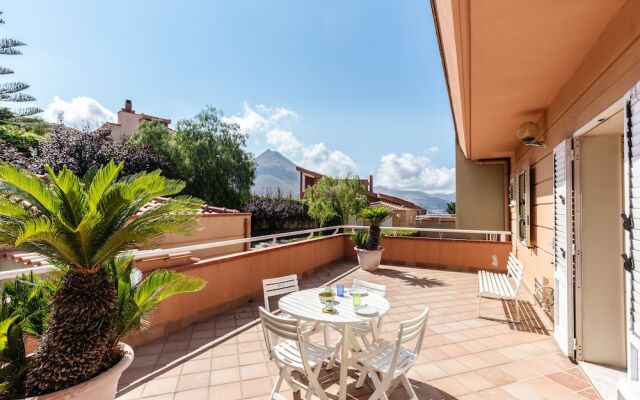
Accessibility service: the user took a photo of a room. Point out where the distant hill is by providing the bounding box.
[253,150,299,198]
[375,186,454,214]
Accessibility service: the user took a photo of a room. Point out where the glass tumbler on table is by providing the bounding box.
[336,284,344,297]
[352,292,362,308]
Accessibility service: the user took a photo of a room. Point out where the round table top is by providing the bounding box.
[279,288,391,325]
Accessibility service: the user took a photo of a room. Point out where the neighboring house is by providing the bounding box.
[432,0,640,396]
[134,198,251,270]
[0,197,252,272]
[296,166,372,198]
[296,166,425,226]
[103,99,171,141]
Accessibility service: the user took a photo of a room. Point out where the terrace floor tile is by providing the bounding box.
[117,261,602,400]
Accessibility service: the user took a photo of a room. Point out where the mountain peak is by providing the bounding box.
[253,149,299,198]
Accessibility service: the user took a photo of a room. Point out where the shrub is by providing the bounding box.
[33,124,167,176]
[245,196,315,233]
[0,124,45,153]
[0,141,31,169]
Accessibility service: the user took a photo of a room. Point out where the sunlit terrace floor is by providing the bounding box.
[116,261,601,400]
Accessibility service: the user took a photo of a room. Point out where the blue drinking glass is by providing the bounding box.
[337,284,345,297]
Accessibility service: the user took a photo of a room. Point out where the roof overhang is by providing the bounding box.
[431,0,625,160]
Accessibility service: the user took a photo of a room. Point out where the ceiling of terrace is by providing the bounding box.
[438,0,626,160]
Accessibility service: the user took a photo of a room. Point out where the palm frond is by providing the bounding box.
[0,163,59,217]
[45,165,87,227]
[86,161,122,209]
[14,217,80,267]
[0,198,32,221]
[359,206,391,225]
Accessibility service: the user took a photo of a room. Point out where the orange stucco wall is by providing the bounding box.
[126,234,345,346]
[511,0,640,297]
[344,235,510,273]
[126,234,511,346]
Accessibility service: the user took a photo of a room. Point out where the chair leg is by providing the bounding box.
[400,373,418,400]
[327,340,342,370]
[323,324,330,347]
[360,334,371,349]
[477,294,482,318]
[515,298,520,323]
[282,367,299,394]
[355,363,368,388]
[270,367,286,400]
[306,364,328,400]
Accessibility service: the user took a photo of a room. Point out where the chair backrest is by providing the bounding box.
[262,274,299,312]
[353,279,387,297]
[258,307,313,372]
[384,308,429,378]
[506,253,524,293]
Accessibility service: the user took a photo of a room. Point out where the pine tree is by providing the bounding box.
[0,11,41,124]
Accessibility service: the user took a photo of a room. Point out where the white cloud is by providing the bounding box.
[43,96,116,128]
[226,102,357,176]
[427,146,440,154]
[223,102,297,137]
[376,153,455,193]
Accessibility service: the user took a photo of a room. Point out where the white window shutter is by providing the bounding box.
[553,138,574,356]
[623,82,640,381]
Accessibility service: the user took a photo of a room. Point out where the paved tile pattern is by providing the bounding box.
[117,261,601,399]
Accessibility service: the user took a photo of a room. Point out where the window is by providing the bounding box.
[517,168,530,246]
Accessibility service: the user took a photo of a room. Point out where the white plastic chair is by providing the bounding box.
[353,308,429,400]
[327,279,388,369]
[262,274,300,314]
[259,307,332,400]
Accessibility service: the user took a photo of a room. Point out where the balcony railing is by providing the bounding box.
[0,225,511,282]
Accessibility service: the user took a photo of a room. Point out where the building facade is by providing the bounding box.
[432,0,640,397]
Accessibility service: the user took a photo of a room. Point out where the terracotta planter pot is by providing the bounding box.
[27,343,134,400]
[354,247,384,271]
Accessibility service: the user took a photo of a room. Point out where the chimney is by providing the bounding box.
[123,99,133,113]
[369,175,374,192]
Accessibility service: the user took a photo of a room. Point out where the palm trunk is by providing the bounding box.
[366,224,381,250]
[25,268,119,396]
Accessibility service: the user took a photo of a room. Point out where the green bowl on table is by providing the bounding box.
[318,291,335,304]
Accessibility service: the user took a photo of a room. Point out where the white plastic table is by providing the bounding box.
[279,288,391,400]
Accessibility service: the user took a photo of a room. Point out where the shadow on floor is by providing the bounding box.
[501,299,550,335]
[373,267,447,288]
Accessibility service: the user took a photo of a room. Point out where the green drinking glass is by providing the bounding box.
[352,293,362,308]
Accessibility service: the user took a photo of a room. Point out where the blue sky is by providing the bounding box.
[2,1,456,194]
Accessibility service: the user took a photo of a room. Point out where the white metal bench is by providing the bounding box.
[478,252,524,323]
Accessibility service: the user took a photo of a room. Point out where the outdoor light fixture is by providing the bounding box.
[516,121,545,147]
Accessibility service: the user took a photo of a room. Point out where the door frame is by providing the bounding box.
[571,97,625,363]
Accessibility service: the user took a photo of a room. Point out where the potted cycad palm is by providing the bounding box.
[0,161,204,398]
[352,206,390,271]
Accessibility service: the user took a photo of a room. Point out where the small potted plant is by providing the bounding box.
[351,206,390,271]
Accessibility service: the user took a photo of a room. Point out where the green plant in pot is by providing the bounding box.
[0,161,204,397]
[352,206,391,271]
[0,272,55,398]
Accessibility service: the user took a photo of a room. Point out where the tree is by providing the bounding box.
[34,124,168,176]
[304,176,368,226]
[0,161,203,395]
[360,206,391,250]
[446,201,456,215]
[0,11,41,124]
[132,107,257,209]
